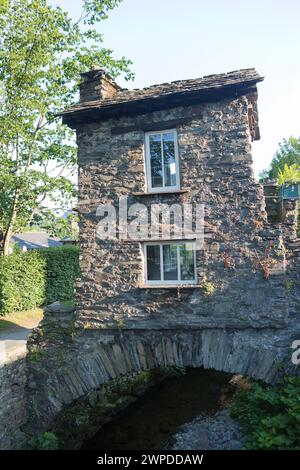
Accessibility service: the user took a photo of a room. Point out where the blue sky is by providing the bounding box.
[52,0,300,176]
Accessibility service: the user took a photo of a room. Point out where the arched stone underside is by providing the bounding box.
[26,304,299,436]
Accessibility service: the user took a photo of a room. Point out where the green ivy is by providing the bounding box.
[231,376,300,449]
[0,245,79,315]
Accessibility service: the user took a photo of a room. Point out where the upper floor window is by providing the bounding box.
[144,129,180,192]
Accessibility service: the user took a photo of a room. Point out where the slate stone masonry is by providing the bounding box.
[0,349,27,450]
[73,88,291,332]
[24,69,300,439]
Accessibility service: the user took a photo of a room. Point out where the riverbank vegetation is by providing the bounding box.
[231,376,300,449]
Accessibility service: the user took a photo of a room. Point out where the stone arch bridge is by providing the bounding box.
[26,271,299,440]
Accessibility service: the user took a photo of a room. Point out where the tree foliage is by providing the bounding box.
[277,163,300,186]
[30,209,79,240]
[260,136,300,180]
[0,0,133,255]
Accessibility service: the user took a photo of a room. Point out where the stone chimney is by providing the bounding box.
[79,65,121,103]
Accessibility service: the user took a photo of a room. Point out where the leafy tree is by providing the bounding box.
[0,0,133,255]
[277,163,300,186]
[30,209,79,240]
[260,136,300,180]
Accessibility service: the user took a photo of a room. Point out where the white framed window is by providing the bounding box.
[142,241,197,285]
[144,129,180,192]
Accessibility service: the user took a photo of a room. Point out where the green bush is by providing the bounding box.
[0,250,46,314]
[231,376,300,449]
[30,432,59,450]
[0,245,80,315]
[42,245,80,305]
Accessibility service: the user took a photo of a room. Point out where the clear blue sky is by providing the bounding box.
[52,0,300,176]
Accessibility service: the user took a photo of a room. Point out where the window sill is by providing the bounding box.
[132,189,190,196]
[138,284,201,289]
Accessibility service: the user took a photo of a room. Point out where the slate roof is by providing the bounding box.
[61,68,263,127]
[12,232,62,250]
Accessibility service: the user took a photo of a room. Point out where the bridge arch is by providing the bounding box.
[25,303,292,440]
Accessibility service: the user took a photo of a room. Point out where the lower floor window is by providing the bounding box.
[143,241,196,285]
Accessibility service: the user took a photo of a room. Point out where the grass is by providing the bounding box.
[62,300,75,307]
[0,300,74,332]
[0,307,43,331]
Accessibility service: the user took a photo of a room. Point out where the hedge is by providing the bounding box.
[0,250,46,314]
[0,245,80,315]
[42,245,80,305]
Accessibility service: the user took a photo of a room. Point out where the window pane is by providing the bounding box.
[163,244,178,280]
[149,134,163,188]
[163,132,177,187]
[180,243,195,280]
[146,245,161,280]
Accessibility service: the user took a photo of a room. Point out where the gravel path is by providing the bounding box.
[0,310,42,361]
[0,327,32,359]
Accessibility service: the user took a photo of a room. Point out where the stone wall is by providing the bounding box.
[263,181,298,232]
[0,347,27,450]
[263,182,280,223]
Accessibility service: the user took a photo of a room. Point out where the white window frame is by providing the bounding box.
[142,241,197,286]
[144,129,180,193]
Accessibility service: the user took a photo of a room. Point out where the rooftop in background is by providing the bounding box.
[12,232,62,251]
[61,67,264,128]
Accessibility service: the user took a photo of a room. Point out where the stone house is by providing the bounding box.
[22,67,300,440]
[62,67,288,330]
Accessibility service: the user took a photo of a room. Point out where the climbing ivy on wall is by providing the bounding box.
[0,245,79,315]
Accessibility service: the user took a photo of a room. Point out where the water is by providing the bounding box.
[82,368,232,450]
